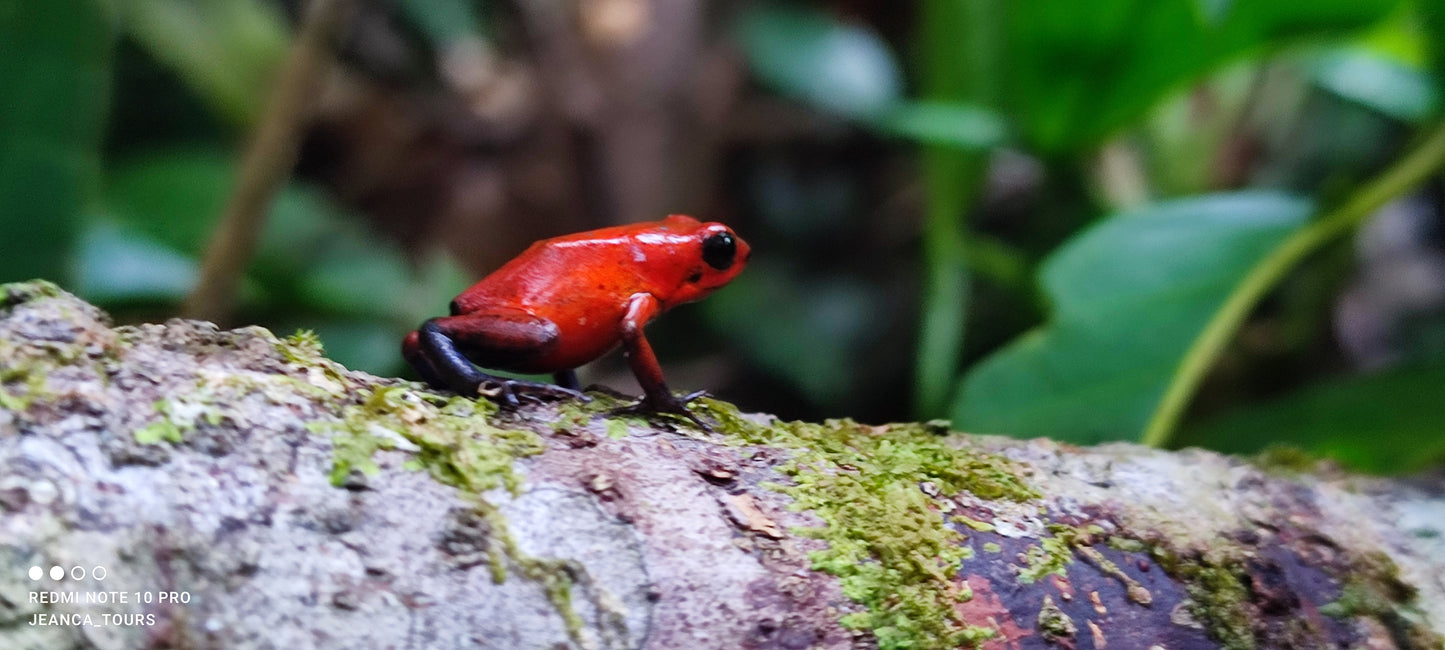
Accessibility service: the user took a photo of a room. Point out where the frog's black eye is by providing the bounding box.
[702,232,736,271]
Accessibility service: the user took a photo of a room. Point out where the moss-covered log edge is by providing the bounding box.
[2,279,1440,650]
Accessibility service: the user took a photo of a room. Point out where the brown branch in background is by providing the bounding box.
[1209,63,1270,190]
[181,0,351,323]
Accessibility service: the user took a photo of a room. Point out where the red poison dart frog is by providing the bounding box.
[403,215,750,427]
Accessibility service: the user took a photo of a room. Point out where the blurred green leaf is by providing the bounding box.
[295,224,471,324]
[0,0,112,283]
[1355,2,1430,67]
[1009,0,1401,151]
[873,102,1008,151]
[105,149,345,268]
[105,149,234,252]
[307,319,408,376]
[910,0,1002,417]
[399,0,484,45]
[293,253,469,375]
[1187,364,1445,473]
[1142,62,1259,196]
[399,253,474,325]
[703,262,875,406]
[1196,0,1235,25]
[252,183,359,281]
[106,149,373,282]
[301,233,415,319]
[1312,48,1439,121]
[738,4,902,120]
[122,0,287,125]
[73,219,196,302]
[1417,0,1445,90]
[952,192,1312,443]
[101,149,469,326]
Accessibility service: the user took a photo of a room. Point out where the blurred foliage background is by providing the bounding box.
[2,0,1443,473]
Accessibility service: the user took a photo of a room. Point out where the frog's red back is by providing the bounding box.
[448,215,749,363]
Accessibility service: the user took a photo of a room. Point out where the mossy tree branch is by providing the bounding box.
[3,281,1443,650]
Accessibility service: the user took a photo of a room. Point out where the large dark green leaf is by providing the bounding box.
[1009,0,1401,151]
[951,192,1312,443]
[1185,364,1445,474]
[0,0,112,283]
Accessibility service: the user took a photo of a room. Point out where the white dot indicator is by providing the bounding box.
[49,566,63,581]
[28,566,42,581]
[92,566,107,581]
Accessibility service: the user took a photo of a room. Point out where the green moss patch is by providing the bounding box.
[1150,543,1443,649]
[317,385,543,492]
[1152,550,1255,650]
[1252,444,1321,475]
[1036,594,1076,644]
[1320,553,1443,649]
[0,288,110,412]
[285,333,573,630]
[314,386,591,639]
[1,279,65,311]
[134,416,184,444]
[475,503,588,639]
[132,392,229,445]
[1018,534,1074,585]
[698,400,1039,649]
[0,337,46,411]
[2,284,71,409]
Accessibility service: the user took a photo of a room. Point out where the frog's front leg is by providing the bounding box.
[613,293,712,430]
[403,311,585,405]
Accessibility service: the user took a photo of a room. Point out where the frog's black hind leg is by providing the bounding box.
[553,369,580,391]
[403,314,585,405]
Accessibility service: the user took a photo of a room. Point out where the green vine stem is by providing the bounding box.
[1142,119,1445,448]
[912,0,1003,417]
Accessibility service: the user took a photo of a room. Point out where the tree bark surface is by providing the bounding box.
[1,281,1442,650]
